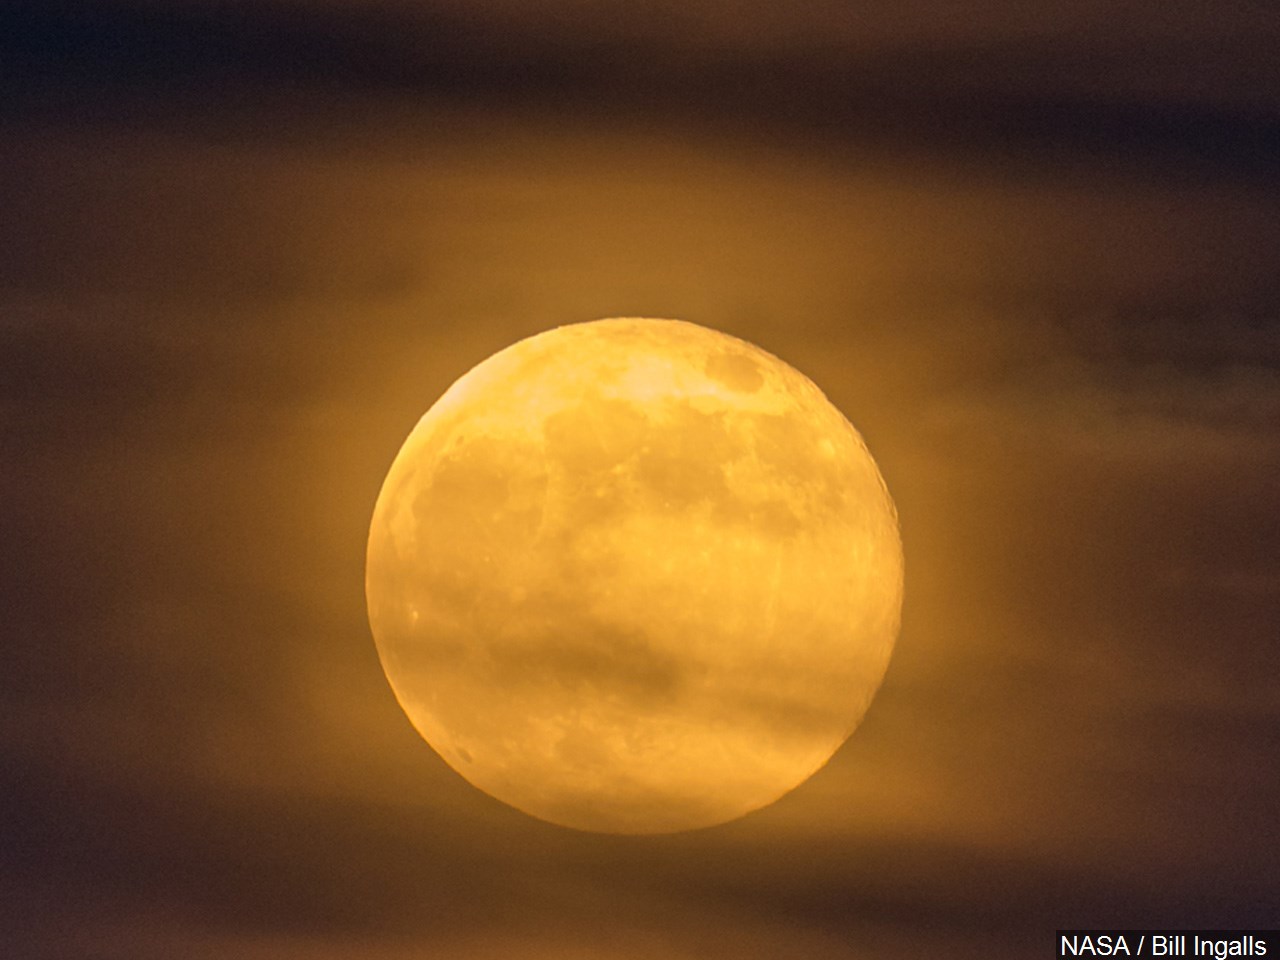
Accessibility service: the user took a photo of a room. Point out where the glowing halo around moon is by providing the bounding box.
[365,318,903,834]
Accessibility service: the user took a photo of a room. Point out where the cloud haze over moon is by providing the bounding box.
[366,319,903,833]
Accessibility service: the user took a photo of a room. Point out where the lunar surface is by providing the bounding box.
[366,318,903,833]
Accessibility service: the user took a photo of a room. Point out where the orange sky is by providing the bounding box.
[2,3,1278,957]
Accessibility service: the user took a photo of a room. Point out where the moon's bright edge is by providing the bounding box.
[366,318,903,834]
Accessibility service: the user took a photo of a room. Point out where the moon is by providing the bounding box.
[366,318,903,834]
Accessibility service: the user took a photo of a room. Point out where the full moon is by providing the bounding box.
[366,318,903,833]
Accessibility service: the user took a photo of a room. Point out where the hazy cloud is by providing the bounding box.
[2,5,1277,955]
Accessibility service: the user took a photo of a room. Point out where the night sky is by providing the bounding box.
[3,2,1279,957]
